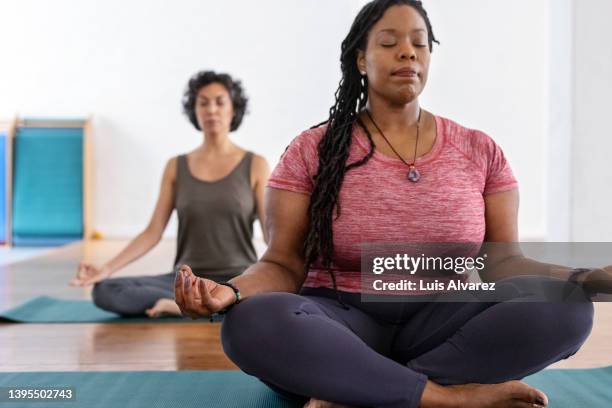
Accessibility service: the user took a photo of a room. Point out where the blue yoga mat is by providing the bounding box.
[0,368,610,407]
[0,371,296,408]
[524,366,612,407]
[10,234,83,247]
[0,296,222,323]
[0,130,7,244]
[12,127,83,245]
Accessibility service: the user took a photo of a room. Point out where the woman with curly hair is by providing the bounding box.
[72,71,270,318]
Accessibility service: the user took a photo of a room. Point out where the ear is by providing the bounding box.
[356,49,366,75]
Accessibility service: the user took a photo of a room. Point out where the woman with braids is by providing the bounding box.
[175,1,606,407]
[72,70,270,318]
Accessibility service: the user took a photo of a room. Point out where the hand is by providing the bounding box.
[70,263,112,287]
[174,265,237,319]
[580,266,612,294]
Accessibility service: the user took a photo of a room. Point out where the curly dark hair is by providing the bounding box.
[303,0,439,308]
[181,70,248,132]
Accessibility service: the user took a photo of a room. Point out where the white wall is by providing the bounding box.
[572,0,612,241]
[0,0,354,238]
[418,0,551,240]
[547,0,572,241]
[0,0,563,240]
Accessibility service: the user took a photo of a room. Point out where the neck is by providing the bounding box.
[200,131,235,155]
[365,94,421,133]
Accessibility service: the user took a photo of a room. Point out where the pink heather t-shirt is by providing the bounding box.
[267,115,518,293]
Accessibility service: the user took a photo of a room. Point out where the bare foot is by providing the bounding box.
[424,380,548,408]
[303,399,355,408]
[145,298,182,318]
[303,379,546,408]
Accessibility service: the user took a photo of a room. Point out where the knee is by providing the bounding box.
[221,293,302,369]
[534,301,594,351]
[91,281,111,309]
[91,280,123,313]
[563,301,594,348]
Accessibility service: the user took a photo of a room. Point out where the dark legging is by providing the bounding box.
[221,277,594,408]
[91,272,176,316]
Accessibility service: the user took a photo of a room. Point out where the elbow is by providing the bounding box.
[141,227,163,245]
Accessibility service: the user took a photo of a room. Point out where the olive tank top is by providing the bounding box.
[173,152,257,279]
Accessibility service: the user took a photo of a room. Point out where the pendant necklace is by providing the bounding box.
[365,108,422,182]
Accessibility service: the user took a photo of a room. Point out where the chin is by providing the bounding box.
[389,91,418,106]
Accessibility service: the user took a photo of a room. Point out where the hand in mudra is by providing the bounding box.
[174,265,236,319]
[582,266,612,294]
[71,263,112,287]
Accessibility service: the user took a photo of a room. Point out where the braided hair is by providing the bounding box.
[303,0,439,307]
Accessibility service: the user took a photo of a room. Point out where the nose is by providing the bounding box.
[398,41,417,61]
[205,103,218,114]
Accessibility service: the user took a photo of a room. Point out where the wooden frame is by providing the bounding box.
[83,116,93,240]
[0,118,16,247]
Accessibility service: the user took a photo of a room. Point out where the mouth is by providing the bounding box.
[392,67,419,78]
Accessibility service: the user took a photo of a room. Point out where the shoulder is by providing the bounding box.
[165,155,180,176]
[291,123,327,146]
[281,123,328,163]
[250,152,270,177]
[438,115,506,166]
[156,155,180,188]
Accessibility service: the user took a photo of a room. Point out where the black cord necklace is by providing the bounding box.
[365,108,422,182]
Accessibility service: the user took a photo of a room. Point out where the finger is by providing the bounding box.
[199,279,215,312]
[200,279,222,313]
[76,263,87,278]
[175,270,188,314]
[79,265,91,279]
[186,277,210,318]
[175,278,195,318]
[181,264,194,277]
[192,279,212,317]
[71,275,88,287]
[183,273,197,313]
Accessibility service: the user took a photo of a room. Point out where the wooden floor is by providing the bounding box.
[0,240,237,371]
[1,239,611,372]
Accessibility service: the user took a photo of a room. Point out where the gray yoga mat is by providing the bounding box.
[0,296,222,323]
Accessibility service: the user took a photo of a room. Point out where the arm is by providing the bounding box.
[479,189,571,281]
[72,157,177,286]
[251,154,271,244]
[175,187,310,317]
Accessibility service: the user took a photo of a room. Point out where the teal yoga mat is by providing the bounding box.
[0,296,222,323]
[524,366,612,407]
[0,371,297,408]
[0,368,610,408]
[12,127,83,245]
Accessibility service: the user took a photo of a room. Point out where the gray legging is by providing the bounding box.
[221,277,594,408]
[92,272,176,316]
[92,270,240,316]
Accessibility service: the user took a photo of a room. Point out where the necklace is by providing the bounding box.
[365,108,423,182]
